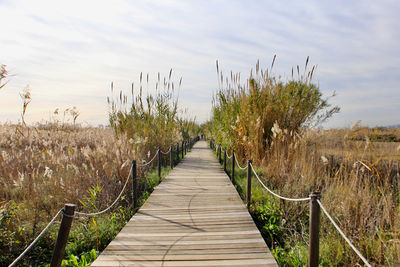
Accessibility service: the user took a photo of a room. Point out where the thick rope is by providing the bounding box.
[75,168,132,216]
[317,199,371,267]
[9,209,63,267]
[235,156,248,170]
[250,163,311,202]
[137,152,158,167]
[226,153,232,159]
[160,147,171,155]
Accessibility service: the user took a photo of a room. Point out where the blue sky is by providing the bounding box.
[0,0,399,127]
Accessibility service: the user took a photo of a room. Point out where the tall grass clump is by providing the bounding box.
[108,70,200,159]
[208,57,339,162]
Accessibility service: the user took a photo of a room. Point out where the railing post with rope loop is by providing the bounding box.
[158,147,161,182]
[176,143,179,163]
[223,148,227,172]
[218,144,221,163]
[131,160,137,211]
[163,150,167,168]
[169,146,173,169]
[181,141,184,159]
[247,160,252,208]
[231,150,236,182]
[309,192,321,267]
[50,204,75,267]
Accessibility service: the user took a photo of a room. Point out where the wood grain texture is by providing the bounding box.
[91,141,277,266]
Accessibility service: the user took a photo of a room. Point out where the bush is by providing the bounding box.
[206,58,339,163]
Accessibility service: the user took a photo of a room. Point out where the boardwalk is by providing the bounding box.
[92,141,277,266]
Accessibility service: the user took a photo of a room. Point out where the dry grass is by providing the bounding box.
[0,68,200,265]
[0,125,133,227]
[0,122,181,264]
[205,59,400,265]
[262,126,400,265]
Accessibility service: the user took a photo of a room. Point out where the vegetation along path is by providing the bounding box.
[91,140,277,266]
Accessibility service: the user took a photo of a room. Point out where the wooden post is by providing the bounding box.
[309,192,321,267]
[176,143,179,163]
[231,150,235,181]
[169,146,173,169]
[181,141,184,159]
[223,148,227,172]
[50,204,75,267]
[247,160,252,208]
[158,147,161,182]
[218,144,221,163]
[132,160,137,211]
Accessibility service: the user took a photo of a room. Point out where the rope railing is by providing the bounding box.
[209,138,372,267]
[9,168,134,266]
[160,147,172,155]
[250,163,310,202]
[9,136,200,267]
[317,199,372,267]
[235,155,248,170]
[9,209,64,267]
[75,168,132,216]
[137,152,158,167]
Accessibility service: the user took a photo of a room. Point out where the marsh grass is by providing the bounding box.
[0,125,131,264]
[0,69,199,266]
[108,70,200,156]
[206,59,400,265]
[0,122,184,265]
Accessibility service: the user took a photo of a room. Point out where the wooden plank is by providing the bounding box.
[92,259,277,267]
[91,141,277,266]
[92,253,273,261]
[100,247,269,255]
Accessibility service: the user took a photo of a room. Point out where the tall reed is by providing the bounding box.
[108,70,200,159]
[208,57,339,163]
[205,58,399,265]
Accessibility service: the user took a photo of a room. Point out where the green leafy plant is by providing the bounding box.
[58,249,98,267]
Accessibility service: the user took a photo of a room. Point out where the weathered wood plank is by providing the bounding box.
[91,141,277,266]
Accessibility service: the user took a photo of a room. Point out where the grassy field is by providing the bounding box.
[0,70,200,266]
[210,126,400,266]
[0,123,189,266]
[1,62,399,266]
[205,60,400,266]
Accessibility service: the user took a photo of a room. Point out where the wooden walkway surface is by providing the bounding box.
[92,141,277,266]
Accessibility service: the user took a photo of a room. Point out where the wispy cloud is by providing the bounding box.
[0,0,399,127]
